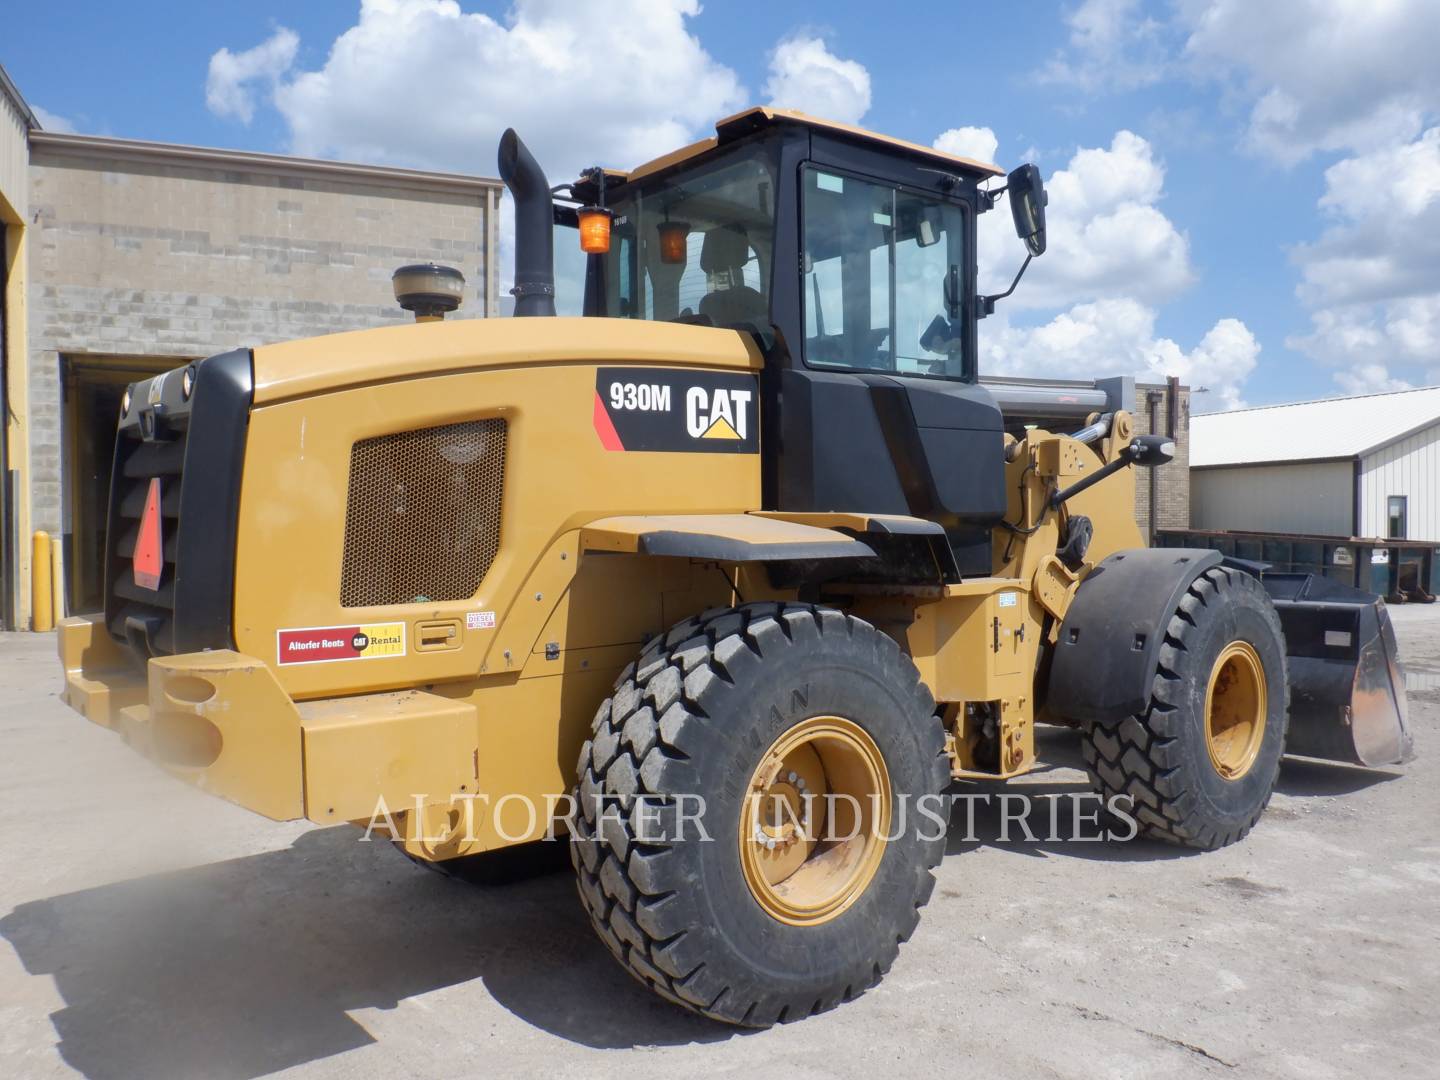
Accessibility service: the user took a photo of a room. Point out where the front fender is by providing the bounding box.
[1047,548,1222,724]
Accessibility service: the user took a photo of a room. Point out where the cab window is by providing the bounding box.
[803,167,968,379]
[598,142,778,329]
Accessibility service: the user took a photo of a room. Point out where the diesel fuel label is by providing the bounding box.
[594,367,759,453]
[277,622,407,665]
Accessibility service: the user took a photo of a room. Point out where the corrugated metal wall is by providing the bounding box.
[0,90,28,221]
[1191,460,1353,536]
[1360,422,1440,541]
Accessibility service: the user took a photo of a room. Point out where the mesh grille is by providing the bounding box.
[340,419,507,607]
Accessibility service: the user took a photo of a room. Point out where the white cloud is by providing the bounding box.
[763,35,871,125]
[1333,363,1414,396]
[982,131,1193,311]
[933,126,998,166]
[1040,2,1440,166]
[1180,0,1440,165]
[984,299,1259,411]
[1294,128,1440,309]
[206,27,299,124]
[1030,2,1440,397]
[1172,3,1440,392]
[951,126,1254,405]
[211,0,747,312]
[268,0,743,182]
[31,105,75,133]
[1287,127,1440,389]
[1037,0,1170,94]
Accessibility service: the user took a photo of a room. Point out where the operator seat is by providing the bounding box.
[698,226,768,328]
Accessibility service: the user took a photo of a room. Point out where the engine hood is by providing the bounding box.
[252,316,763,406]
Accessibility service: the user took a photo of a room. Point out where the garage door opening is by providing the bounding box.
[63,355,186,615]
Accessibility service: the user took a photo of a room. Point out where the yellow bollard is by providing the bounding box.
[51,535,66,622]
[32,531,54,633]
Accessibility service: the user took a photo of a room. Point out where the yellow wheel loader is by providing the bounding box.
[58,108,1412,1027]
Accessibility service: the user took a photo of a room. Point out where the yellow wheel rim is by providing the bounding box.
[738,716,891,927]
[1205,641,1267,780]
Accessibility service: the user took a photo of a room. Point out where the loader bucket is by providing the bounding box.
[1261,572,1414,767]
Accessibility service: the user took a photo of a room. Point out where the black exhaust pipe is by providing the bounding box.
[498,129,556,317]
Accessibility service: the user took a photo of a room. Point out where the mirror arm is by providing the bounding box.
[979,183,1007,213]
[1050,452,1133,508]
[979,253,1032,318]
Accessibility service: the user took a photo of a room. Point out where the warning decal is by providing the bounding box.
[594,367,759,454]
[133,478,165,592]
[277,622,407,665]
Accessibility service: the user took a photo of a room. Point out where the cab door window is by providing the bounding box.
[802,167,968,379]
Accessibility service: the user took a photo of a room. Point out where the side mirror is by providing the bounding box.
[1125,434,1175,467]
[1008,164,1048,257]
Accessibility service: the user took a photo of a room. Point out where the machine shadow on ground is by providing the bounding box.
[942,726,1189,862]
[0,826,742,1079]
[0,727,1406,1079]
[943,725,1401,861]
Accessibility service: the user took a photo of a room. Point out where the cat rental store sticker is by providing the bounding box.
[277,622,407,665]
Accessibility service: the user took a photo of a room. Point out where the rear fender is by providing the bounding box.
[579,513,876,562]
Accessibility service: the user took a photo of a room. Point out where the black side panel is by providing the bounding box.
[866,378,943,517]
[1049,548,1223,724]
[772,364,1004,583]
[173,349,253,652]
[776,367,909,515]
[905,381,1007,523]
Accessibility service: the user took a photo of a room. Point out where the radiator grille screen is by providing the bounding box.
[340,418,507,607]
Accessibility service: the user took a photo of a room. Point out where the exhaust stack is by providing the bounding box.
[498,129,556,317]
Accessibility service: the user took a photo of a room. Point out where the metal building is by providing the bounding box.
[0,65,502,629]
[1191,386,1440,541]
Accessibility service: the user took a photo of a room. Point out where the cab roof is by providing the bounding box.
[624,106,1006,184]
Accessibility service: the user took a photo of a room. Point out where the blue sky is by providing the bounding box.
[7,1,1439,410]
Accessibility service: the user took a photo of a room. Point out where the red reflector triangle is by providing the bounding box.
[134,477,164,591]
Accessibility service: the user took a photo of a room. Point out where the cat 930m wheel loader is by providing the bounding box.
[58,108,1412,1026]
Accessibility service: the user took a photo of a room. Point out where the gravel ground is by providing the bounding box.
[1,606,1436,1080]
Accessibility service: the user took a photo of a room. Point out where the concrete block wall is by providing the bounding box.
[1133,381,1191,538]
[25,140,500,538]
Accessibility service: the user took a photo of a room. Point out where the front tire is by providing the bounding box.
[1081,565,1289,849]
[570,603,949,1026]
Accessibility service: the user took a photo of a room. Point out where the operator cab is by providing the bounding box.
[552,108,1041,576]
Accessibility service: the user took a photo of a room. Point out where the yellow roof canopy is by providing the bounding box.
[622,106,1005,184]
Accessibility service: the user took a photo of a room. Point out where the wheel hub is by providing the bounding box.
[1205,641,1267,780]
[739,716,891,926]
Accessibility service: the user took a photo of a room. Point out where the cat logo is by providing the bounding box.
[594,367,759,454]
[686,386,752,441]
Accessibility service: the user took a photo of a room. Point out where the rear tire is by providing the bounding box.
[1081,565,1289,850]
[570,602,949,1026]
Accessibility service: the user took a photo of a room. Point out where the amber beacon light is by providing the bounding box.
[577,207,613,254]
[658,219,690,264]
